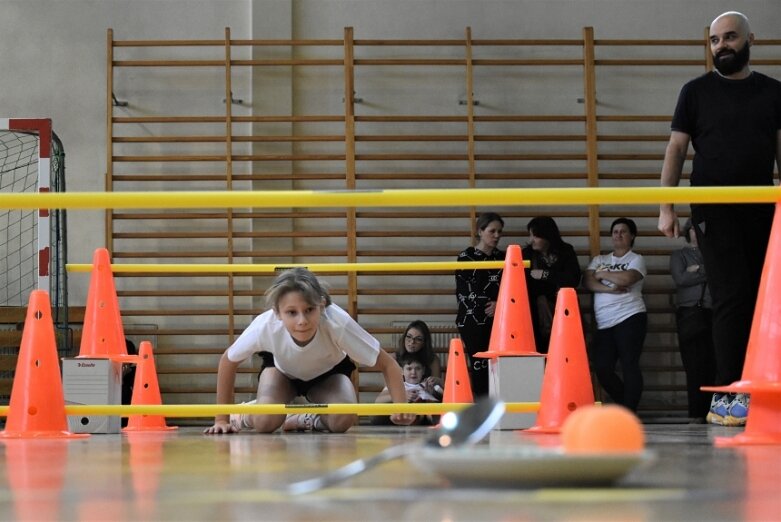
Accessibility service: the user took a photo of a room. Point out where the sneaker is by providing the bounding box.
[706,393,732,426]
[229,399,256,432]
[724,393,750,427]
[283,413,324,432]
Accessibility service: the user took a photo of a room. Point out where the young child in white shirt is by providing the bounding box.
[204,268,415,434]
[374,353,443,425]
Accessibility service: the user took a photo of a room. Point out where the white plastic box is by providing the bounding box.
[488,355,545,430]
[62,358,122,434]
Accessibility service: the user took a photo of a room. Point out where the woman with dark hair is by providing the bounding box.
[455,212,505,396]
[583,217,647,412]
[396,320,442,380]
[522,216,582,353]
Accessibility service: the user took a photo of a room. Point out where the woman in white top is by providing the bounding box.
[204,268,415,434]
[584,218,647,412]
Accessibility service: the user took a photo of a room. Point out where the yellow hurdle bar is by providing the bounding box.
[1,186,780,210]
[66,260,517,273]
[0,402,539,418]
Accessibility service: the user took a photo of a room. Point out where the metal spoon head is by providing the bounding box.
[427,397,505,449]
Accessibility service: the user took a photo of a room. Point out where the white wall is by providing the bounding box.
[1,0,779,303]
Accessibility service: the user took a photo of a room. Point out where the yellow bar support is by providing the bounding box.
[1,186,779,210]
[66,260,514,273]
[0,402,540,418]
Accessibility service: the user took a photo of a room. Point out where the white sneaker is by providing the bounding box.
[283,413,324,432]
[229,399,256,431]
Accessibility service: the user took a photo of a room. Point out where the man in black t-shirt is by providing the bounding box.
[658,11,781,427]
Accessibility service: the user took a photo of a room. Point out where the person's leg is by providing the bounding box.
[613,313,647,412]
[307,374,358,433]
[592,325,623,405]
[691,312,717,418]
[249,368,297,433]
[677,328,699,417]
[457,325,491,397]
[695,205,771,385]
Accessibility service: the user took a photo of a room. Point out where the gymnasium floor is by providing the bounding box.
[0,422,779,521]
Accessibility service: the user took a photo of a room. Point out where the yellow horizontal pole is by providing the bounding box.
[66,260,519,273]
[1,186,779,210]
[0,402,539,418]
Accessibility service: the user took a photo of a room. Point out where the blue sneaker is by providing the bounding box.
[706,393,733,426]
[724,393,750,427]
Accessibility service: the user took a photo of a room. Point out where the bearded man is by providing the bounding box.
[657,11,781,426]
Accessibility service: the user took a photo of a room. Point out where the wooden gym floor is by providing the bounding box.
[0,422,779,521]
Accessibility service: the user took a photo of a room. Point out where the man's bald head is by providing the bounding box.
[711,11,751,39]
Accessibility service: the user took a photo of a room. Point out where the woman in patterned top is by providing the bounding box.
[455,212,505,396]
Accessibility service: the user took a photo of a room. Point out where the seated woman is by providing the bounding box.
[522,216,582,353]
[373,352,443,426]
[583,217,647,412]
[396,320,442,379]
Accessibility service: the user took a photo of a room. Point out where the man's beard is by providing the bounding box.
[713,41,751,76]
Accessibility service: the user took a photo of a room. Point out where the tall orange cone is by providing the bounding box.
[526,288,595,433]
[0,290,88,439]
[123,341,177,432]
[475,244,538,358]
[442,338,474,404]
[705,202,781,446]
[78,248,136,362]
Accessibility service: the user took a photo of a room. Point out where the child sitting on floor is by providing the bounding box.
[373,353,443,425]
[204,268,415,434]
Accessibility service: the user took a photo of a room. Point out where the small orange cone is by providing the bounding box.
[475,244,538,358]
[526,288,595,433]
[705,202,781,446]
[123,341,177,432]
[442,338,474,404]
[0,290,88,439]
[77,248,136,362]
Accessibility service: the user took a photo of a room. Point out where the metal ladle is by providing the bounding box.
[287,397,506,495]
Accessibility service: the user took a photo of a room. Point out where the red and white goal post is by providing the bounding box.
[0,118,53,306]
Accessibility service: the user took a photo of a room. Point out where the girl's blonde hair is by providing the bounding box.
[265,268,332,311]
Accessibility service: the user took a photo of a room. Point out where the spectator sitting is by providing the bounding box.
[396,320,442,379]
[373,353,443,425]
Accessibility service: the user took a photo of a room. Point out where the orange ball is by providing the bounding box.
[561,405,645,454]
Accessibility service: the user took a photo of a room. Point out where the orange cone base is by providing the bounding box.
[473,351,544,359]
[713,391,781,447]
[123,418,178,433]
[0,430,88,440]
[524,403,598,434]
[703,382,781,394]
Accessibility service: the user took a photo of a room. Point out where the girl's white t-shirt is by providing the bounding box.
[226,303,380,381]
[587,250,647,329]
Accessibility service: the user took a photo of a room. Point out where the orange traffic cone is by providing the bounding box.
[123,341,177,432]
[526,288,595,433]
[0,290,88,439]
[475,244,538,358]
[705,202,781,446]
[442,338,474,404]
[78,248,136,362]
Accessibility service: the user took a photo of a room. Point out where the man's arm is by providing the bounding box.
[658,130,691,238]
